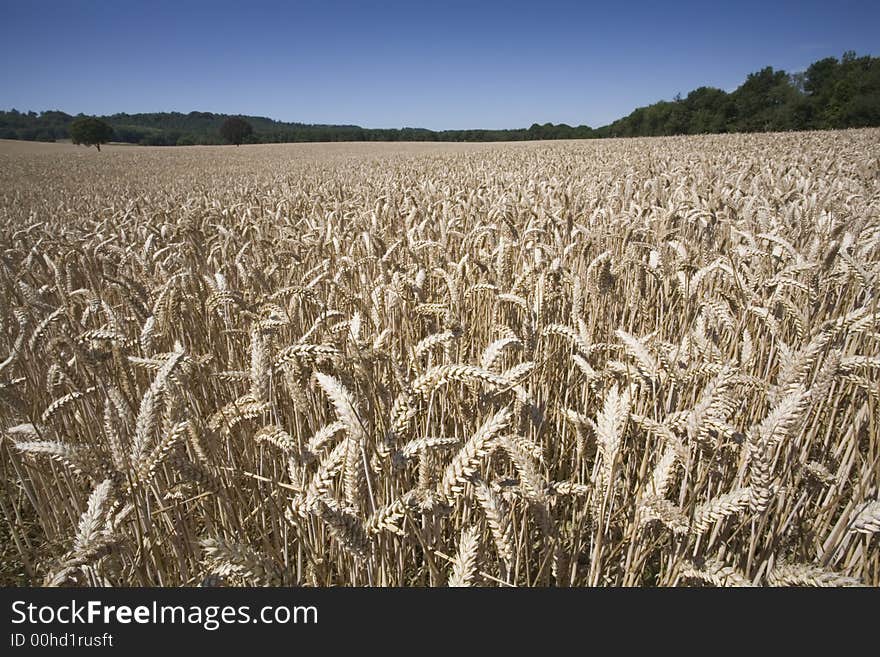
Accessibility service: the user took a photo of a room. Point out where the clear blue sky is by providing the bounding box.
[1,0,878,130]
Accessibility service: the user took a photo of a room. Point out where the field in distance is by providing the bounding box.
[1,130,878,586]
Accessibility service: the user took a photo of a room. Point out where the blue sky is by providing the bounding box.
[1,0,878,130]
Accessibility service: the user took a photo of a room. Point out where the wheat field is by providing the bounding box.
[1,131,878,587]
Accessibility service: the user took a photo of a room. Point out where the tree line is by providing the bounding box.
[1,51,877,146]
[0,110,595,145]
[597,51,879,137]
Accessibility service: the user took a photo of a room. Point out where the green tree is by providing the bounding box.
[220,117,254,145]
[69,116,114,151]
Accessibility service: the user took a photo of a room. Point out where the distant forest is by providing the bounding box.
[2,52,878,145]
[0,110,595,145]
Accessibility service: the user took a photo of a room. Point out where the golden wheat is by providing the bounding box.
[0,132,878,587]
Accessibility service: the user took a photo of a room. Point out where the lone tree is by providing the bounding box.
[69,116,114,151]
[220,117,254,146]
